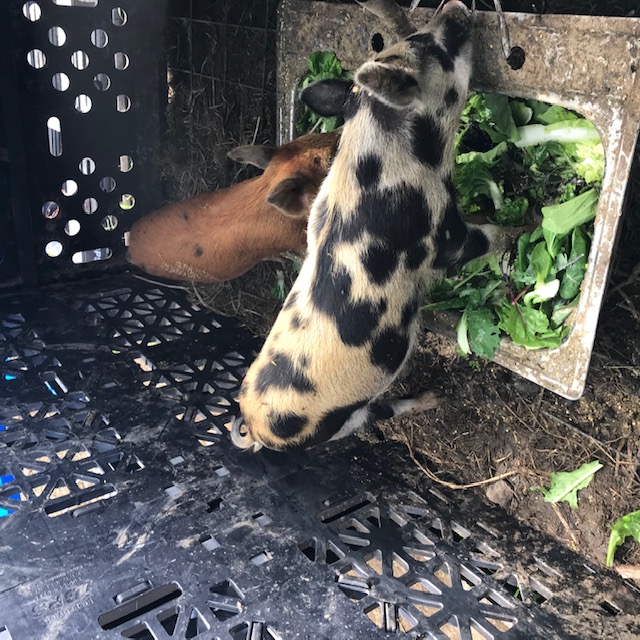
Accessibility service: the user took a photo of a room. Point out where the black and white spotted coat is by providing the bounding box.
[233,0,513,451]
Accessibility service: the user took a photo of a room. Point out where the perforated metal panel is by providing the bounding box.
[1,276,639,639]
[0,0,167,287]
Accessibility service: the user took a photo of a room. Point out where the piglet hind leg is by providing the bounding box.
[329,390,442,442]
[477,222,531,256]
[465,210,540,258]
[371,390,442,421]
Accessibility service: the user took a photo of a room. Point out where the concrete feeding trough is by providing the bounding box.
[277,1,640,400]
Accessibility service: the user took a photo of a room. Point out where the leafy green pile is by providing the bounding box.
[607,509,640,567]
[297,52,352,134]
[427,93,605,357]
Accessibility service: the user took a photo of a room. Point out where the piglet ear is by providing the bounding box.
[300,78,353,118]
[228,144,276,170]
[266,177,313,218]
[355,61,420,108]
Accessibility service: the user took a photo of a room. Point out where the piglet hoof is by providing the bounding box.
[465,212,493,226]
[413,390,442,412]
[500,223,536,250]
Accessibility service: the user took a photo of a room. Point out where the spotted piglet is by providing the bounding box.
[232,0,517,451]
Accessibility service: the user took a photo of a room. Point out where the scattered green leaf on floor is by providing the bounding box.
[606,510,640,567]
[532,460,603,509]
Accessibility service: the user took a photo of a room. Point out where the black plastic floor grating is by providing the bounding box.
[1,276,639,639]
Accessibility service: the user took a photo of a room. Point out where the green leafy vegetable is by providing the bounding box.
[529,242,552,287]
[466,307,501,359]
[427,91,604,358]
[456,141,509,167]
[510,100,533,126]
[541,227,565,259]
[271,269,287,301]
[571,141,605,183]
[559,227,588,299]
[306,51,343,78]
[541,189,599,235]
[514,119,601,149]
[454,159,503,212]
[479,93,521,143]
[606,510,640,567]
[532,460,603,509]
[550,298,578,328]
[497,302,566,349]
[493,196,528,227]
[532,103,578,125]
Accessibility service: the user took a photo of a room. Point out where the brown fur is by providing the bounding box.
[127,132,339,282]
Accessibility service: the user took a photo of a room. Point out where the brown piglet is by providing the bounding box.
[127,131,339,282]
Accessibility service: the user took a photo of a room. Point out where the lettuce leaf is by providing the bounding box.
[541,189,599,235]
[532,460,603,509]
[607,510,640,567]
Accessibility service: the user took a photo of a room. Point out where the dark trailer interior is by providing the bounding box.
[1,1,639,639]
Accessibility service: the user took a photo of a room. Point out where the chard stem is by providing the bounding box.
[453,267,489,291]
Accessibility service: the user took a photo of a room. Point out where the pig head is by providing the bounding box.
[127,131,339,282]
